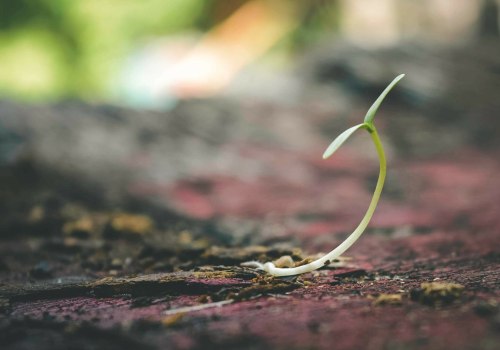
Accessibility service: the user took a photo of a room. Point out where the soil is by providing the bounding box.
[1,42,500,350]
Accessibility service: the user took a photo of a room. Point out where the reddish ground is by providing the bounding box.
[1,61,500,349]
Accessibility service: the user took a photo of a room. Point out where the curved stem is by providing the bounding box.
[247,127,386,276]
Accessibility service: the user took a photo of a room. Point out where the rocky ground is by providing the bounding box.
[0,42,499,349]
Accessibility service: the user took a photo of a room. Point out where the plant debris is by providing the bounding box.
[410,282,465,306]
[109,213,154,235]
[372,293,404,306]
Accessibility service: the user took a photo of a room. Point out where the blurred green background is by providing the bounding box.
[0,0,215,100]
[0,0,339,102]
[0,0,496,104]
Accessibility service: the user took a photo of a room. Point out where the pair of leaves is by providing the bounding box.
[322,74,405,160]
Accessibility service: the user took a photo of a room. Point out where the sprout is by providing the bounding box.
[242,74,405,277]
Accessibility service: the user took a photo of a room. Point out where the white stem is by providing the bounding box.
[243,128,386,277]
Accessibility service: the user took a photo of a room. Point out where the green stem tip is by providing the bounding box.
[364,73,405,125]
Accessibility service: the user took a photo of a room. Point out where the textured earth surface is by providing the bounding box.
[1,42,500,349]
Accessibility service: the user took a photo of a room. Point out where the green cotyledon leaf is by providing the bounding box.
[364,74,405,125]
[322,123,365,159]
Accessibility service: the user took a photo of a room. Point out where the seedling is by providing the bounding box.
[243,74,405,276]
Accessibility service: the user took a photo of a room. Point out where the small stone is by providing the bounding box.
[197,295,211,303]
[411,282,464,306]
[110,213,153,235]
[178,230,193,245]
[273,255,295,268]
[28,206,45,222]
[294,257,314,267]
[162,313,184,327]
[373,293,403,306]
[63,217,94,238]
[110,258,123,268]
